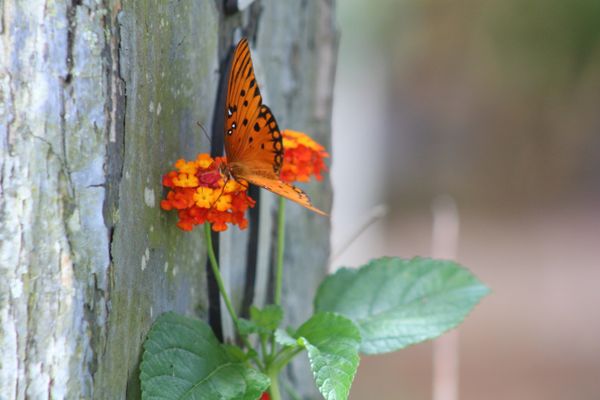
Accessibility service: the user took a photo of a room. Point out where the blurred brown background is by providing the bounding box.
[329,0,600,399]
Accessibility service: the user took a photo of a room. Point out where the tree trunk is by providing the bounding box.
[0,0,337,399]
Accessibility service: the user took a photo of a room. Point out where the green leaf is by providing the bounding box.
[222,344,247,362]
[140,312,269,400]
[250,304,284,332]
[294,312,361,400]
[274,328,298,347]
[315,257,490,354]
[237,318,258,335]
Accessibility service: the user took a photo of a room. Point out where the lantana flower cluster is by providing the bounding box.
[160,154,255,232]
[280,130,329,183]
[161,130,327,232]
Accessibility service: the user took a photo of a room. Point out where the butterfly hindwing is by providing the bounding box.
[236,173,327,216]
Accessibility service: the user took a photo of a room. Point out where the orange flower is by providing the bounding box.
[161,154,255,232]
[280,130,329,183]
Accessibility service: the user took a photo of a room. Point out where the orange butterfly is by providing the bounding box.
[220,38,327,216]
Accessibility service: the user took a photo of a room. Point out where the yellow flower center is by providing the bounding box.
[175,159,198,175]
[214,194,232,211]
[194,187,216,208]
[224,179,242,193]
[173,173,199,187]
[196,153,213,169]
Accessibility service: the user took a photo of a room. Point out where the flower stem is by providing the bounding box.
[270,346,303,372]
[204,223,239,327]
[203,223,255,354]
[268,197,287,359]
[274,197,286,305]
[268,367,282,400]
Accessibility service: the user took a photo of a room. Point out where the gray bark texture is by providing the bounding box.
[0,0,337,399]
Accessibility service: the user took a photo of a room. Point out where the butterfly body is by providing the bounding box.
[222,38,327,216]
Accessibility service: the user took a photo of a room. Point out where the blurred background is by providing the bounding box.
[329,0,600,399]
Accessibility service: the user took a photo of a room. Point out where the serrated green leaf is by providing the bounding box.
[294,312,361,400]
[315,257,490,354]
[140,312,269,400]
[222,344,247,362]
[250,304,284,332]
[238,318,258,335]
[274,329,298,347]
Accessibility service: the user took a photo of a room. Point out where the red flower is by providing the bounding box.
[160,154,255,232]
[280,130,329,183]
[260,393,270,400]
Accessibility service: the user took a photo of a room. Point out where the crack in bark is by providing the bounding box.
[102,2,125,268]
[1,69,16,201]
[60,0,81,198]
[6,261,22,400]
[78,0,127,386]
[3,70,16,156]
[58,0,112,392]
[64,0,82,86]
[0,0,5,34]
[27,132,70,172]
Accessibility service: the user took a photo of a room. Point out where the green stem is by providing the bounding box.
[270,347,303,372]
[203,223,255,353]
[274,197,286,305]
[268,368,282,400]
[266,346,302,400]
[204,223,239,327]
[260,334,269,363]
[266,199,298,399]
[269,197,287,358]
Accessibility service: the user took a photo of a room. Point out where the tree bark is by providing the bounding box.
[0,1,337,398]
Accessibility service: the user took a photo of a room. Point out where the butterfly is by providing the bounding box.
[220,38,327,216]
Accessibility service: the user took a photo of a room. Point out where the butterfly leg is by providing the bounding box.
[209,175,230,210]
[234,177,249,191]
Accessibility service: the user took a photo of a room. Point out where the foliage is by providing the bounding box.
[140,257,488,400]
[315,257,490,354]
[140,312,269,399]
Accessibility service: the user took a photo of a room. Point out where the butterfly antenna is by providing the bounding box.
[196,121,212,143]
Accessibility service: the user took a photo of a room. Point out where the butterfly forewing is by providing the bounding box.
[224,39,284,175]
[224,38,326,216]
